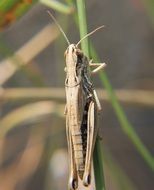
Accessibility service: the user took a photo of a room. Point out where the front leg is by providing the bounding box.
[89,60,106,74]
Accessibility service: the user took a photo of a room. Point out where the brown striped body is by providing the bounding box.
[65,84,86,179]
[65,44,103,189]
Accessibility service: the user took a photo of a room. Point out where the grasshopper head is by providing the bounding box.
[64,44,77,72]
[64,44,83,64]
[64,44,77,57]
[64,44,84,87]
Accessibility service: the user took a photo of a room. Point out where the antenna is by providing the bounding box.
[76,25,105,47]
[47,10,70,45]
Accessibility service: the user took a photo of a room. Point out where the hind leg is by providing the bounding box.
[66,116,78,189]
[83,101,97,186]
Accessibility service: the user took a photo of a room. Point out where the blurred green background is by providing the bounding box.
[0,0,153,190]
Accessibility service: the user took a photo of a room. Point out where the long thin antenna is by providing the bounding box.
[47,10,70,45]
[76,25,105,47]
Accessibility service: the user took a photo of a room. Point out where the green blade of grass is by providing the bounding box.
[93,139,106,190]
[76,0,89,57]
[76,1,106,189]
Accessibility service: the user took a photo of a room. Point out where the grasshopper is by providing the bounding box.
[48,11,106,189]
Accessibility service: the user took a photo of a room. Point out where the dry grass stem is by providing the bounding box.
[0,101,64,139]
[0,88,153,107]
[0,24,60,85]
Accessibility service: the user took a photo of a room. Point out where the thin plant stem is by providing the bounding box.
[76,0,89,57]
[76,1,106,189]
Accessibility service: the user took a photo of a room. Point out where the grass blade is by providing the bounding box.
[76,0,106,189]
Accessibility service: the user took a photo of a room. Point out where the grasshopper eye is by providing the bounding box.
[72,47,75,53]
[76,49,83,64]
[76,49,83,57]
